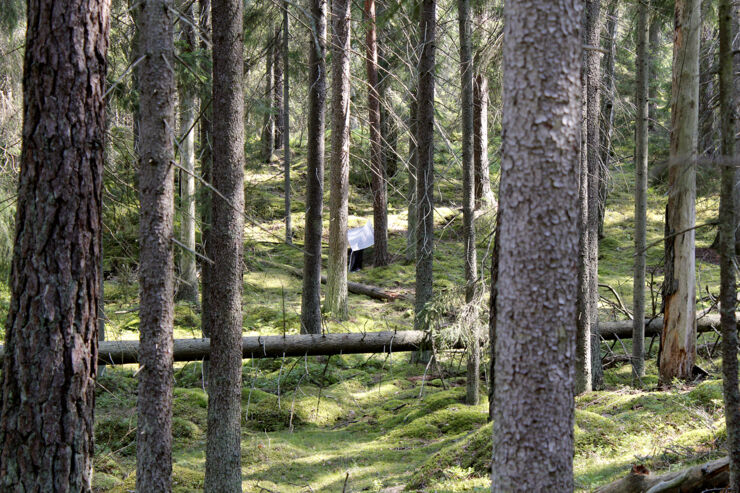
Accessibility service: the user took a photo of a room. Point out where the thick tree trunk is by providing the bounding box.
[325,0,351,320]
[660,0,699,384]
[0,0,108,489]
[137,0,176,489]
[493,0,581,489]
[177,0,199,305]
[576,0,603,394]
[273,25,284,149]
[366,0,389,267]
[261,33,275,163]
[204,0,245,488]
[301,0,327,335]
[283,2,292,244]
[633,0,650,383]
[414,0,436,333]
[718,0,740,488]
[458,0,479,406]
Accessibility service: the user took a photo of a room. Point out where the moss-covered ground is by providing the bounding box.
[0,143,727,491]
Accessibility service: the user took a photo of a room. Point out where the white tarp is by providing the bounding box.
[347,221,374,251]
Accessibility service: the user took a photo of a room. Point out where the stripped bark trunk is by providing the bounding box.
[0,0,109,488]
[301,0,327,335]
[325,0,351,320]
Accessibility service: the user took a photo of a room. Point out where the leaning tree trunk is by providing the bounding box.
[414,0,436,333]
[366,0,390,267]
[0,0,109,489]
[458,0,479,406]
[137,0,176,489]
[718,0,740,489]
[633,0,650,383]
[493,0,581,489]
[283,1,292,244]
[325,0,352,320]
[203,0,245,489]
[660,0,699,384]
[177,0,199,305]
[301,0,327,335]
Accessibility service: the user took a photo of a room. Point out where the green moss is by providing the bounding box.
[95,415,137,456]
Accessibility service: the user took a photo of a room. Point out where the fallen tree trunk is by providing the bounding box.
[597,314,722,340]
[259,259,412,302]
[92,330,429,365]
[595,457,728,493]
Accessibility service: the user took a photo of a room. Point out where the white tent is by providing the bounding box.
[347,221,374,252]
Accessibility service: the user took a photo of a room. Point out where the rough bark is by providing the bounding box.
[576,0,603,394]
[301,0,327,335]
[203,0,245,488]
[136,0,176,489]
[283,1,292,244]
[660,0,699,384]
[366,0,389,267]
[261,32,275,163]
[414,0,436,333]
[0,0,109,489]
[488,212,500,422]
[458,0,478,406]
[325,0,351,320]
[177,0,199,305]
[633,0,650,383]
[493,0,581,489]
[718,0,740,488]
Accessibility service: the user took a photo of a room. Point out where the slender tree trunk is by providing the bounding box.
[718,0,740,489]
[301,0,327,335]
[488,212,500,422]
[660,0,699,384]
[177,0,199,305]
[407,95,418,263]
[203,0,245,488]
[325,0,351,320]
[473,73,494,209]
[137,0,176,489]
[493,0,581,488]
[633,0,650,383]
[699,4,716,157]
[733,2,740,255]
[273,25,284,149]
[283,1,292,244]
[576,0,603,394]
[199,0,212,336]
[414,0,436,333]
[0,0,108,489]
[648,14,662,134]
[458,0,478,406]
[261,32,275,163]
[366,0,389,267]
[598,0,618,240]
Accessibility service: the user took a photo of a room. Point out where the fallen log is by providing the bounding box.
[259,259,412,302]
[594,457,728,493]
[597,314,723,341]
[89,330,430,365]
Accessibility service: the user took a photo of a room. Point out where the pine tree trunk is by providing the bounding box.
[458,0,479,406]
[660,0,699,384]
[325,0,351,320]
[177,0,199,305]
[488,213,500,422]
[414,0,436,333]
[598,0,618,240]
[473,73,494,209]
[648,14,662,134]
[198,0,212,339]
[261,33,275,163]
[633,0,650,383]
[407,95,418,263]
[273,25,284,149]
[204,0,245,488]
[283,1,292,244]
[0,0,109,489]
[301,0,327,335]
[718,0,740,489]
[137,0,176,489]
[699,3,716,157]
[493,0,581,488]
[366,0,389,267]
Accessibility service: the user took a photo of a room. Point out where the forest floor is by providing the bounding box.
[0,144,728,492]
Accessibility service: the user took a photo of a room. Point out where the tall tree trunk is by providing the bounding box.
[204,0,245,488]
[648,14,662,134]
[472,6,495,210]
[414,0,436,333]
[733,1,740,256]
[137,0,176,489]
[199,0,212,343]
[0,0,108,489]
[576,0,603,394]
[366,0,389,267]
[698,6,716,157]
[493,0,581,488]
[488,212,500,421]
[633,0,650,383]
[177,0,199,305]
[660,0,699,384]
[598,0,618,240]
[301,0,327,335]
[261,32,275,163]
[718,0,740,489]
[458,0,478,406]
[407,91,418,263]
[273,25,284,149]
[325,0,351,320]
[283,1,292,244]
